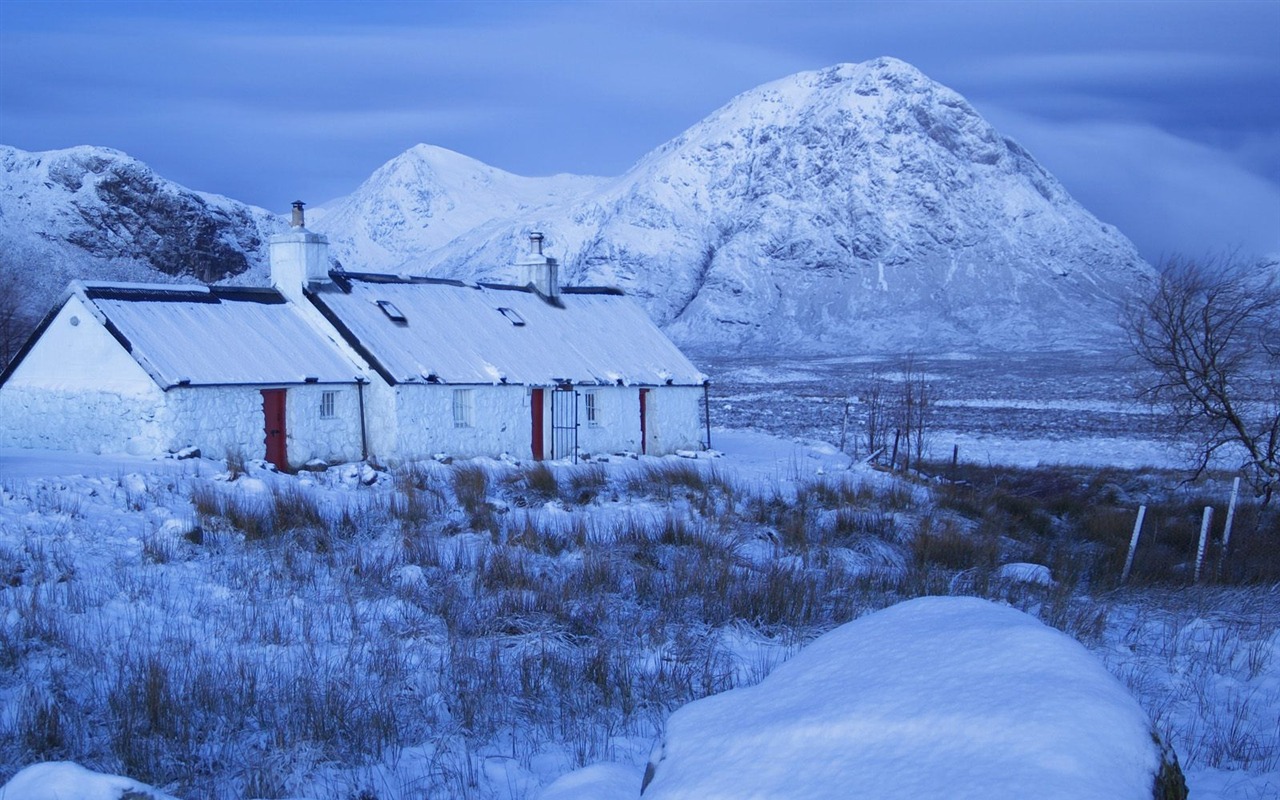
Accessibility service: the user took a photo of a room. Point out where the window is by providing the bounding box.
[376,300,406,323]
[585,391,600,427]
[320,391,337,419]
[452,389,474,428]
[497,307,526,326]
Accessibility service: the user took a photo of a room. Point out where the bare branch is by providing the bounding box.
[1124,255,1280,505]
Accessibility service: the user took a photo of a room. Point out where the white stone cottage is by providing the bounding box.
[0,211,709,468]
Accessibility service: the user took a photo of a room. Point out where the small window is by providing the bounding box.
[320,391,337,419]
[452,389,474,428]
[376,300,406,323]
[584,391,600,427]
[498,307,526,326]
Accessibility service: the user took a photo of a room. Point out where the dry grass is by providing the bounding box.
[1,456,1275,798]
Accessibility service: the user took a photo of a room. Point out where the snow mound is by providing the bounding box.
[0,761,178,800]
[641,596,1183,800]
[539,762,644,800]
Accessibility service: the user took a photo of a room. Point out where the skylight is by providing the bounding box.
[376,300,406,323]
[497,307,526,326]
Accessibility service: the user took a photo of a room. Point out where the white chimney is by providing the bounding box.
[517,231,559,300]
[270,200,330,301]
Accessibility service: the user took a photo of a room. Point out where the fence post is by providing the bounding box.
[1121,505,1146,584]
[838,397,850,454]
[1218,476,1241,581]
[1194,506,1214,582]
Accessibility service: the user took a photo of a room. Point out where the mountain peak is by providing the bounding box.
[2,59,1153,355]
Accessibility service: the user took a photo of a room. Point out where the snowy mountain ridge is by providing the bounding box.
[0,144,282,305]
[399,59,1154,353]
[1,58,1155,354]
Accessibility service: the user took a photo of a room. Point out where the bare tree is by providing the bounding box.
[862,368,890,463]
[896,355,934,473]
[0,281,36,369]
[858,358,936,470]
[1124,256,1280,505]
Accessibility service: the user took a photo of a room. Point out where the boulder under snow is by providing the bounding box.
[639,596,1184,800]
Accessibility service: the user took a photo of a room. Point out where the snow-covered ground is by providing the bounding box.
[0,419,1276,798]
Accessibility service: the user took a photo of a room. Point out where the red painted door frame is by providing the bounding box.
[639,388,650,455]
[262,389,288,470]
[531,388,545,460]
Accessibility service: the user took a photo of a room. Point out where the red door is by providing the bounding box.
[262,389,287,470]
[639,388,649,455]
[530,388,545,460]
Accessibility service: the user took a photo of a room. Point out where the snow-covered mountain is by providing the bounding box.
[312,144,608,272]
[404,59,1154,353]
[0,145,279,307]
[2,58,1155,353]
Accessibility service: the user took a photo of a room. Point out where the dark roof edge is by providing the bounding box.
[561,286,626,296]
[162,378,362,391]
[304,289,399,386]
[477,282,535,293]
[81,284,286,305]
[0,299,64,388]
[339,271,472,288]
[209,286,288,304]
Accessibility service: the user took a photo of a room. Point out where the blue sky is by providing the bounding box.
[1,0,1277,262]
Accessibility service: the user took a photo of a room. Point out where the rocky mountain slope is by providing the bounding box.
[2,58,1155,354]
[0,145,279,309]
[402,59,1154,353]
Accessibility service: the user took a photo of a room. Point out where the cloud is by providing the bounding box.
[987,108,1280,261]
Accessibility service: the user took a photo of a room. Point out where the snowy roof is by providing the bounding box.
[308,273,706,386]
[75,283,365,388]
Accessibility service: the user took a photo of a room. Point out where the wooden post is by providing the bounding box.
[838,398,850,454]
[890,429,901,473]
[1218,476,1241,580]
[1121,505,1146,584]
[1194,506,1213,582]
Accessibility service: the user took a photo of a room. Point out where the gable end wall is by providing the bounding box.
[0,297,170,454]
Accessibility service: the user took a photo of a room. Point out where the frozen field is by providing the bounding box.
[701,350,1179,469]
[1,352,1277,799]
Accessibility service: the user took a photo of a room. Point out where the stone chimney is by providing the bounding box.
[517,231,559,300]
[270,200,330,302]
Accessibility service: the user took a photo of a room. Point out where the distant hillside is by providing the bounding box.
[2,58,1156,355]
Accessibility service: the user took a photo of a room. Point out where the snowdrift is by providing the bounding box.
[640,596,1185,800]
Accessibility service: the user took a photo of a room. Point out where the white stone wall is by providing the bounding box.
[575,386,640,455]
[284,385,366,465]
[361,379,399,464]
[393,385,531,460]
[0,297,171,455]
[166,384,365,467]
[642,385,707,455]
[0,384,171,455]
[381,383,707,462]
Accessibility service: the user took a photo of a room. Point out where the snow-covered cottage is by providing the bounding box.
[0,208,709,468]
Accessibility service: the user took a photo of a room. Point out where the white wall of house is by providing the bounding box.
[379,383,706,462]
[574,386,640,456]
[284,385,366,465]
[166,384,365,467]
[0,297,171,454]
[392,384,530,460]
[361,379,399,464]
[639,385,706,455]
